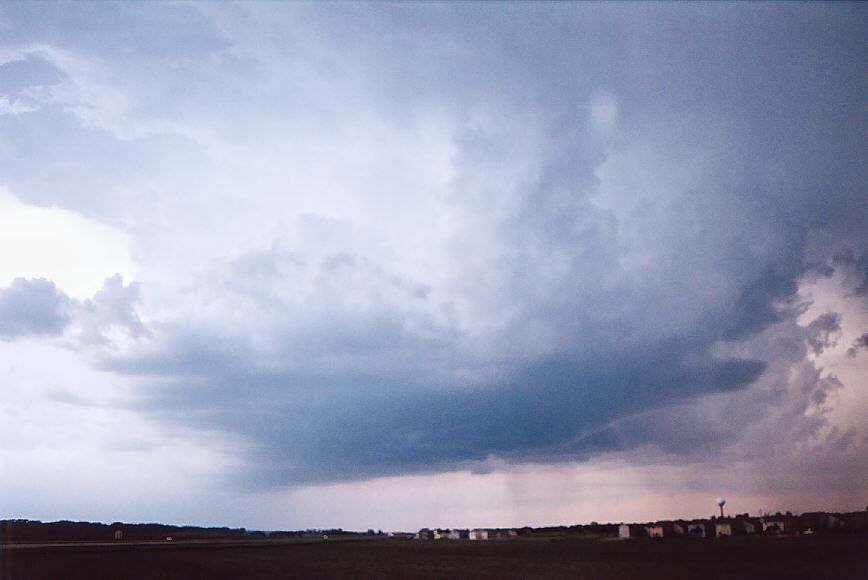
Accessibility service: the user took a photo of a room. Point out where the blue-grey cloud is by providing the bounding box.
[847,333,868,358]
[78,273,148,345]
[0,275,145,345]
[3,3,866,488]
[0,278,71,339]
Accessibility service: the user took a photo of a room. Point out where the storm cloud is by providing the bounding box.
[2,2,866,497]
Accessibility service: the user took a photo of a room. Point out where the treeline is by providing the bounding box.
[0,519,253,543]
[1,519,364,543]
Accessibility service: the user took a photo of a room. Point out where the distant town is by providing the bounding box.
[4,508,867,544]
[411,507,868,542]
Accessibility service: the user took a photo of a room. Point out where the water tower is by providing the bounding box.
[716,496,726,518]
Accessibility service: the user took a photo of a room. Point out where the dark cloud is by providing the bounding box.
[846,333,868,358]
[127,350,765,486]
[805,312,841,356]
[113,238,774,485]
[833,251,868,296]
[589,316,857,493]
[0,278,72,340]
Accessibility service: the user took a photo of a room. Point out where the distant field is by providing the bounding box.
[3,535,867,579]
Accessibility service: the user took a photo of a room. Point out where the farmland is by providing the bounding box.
[3,535,867,579]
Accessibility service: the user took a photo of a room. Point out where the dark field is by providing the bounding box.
[3,536,867,579]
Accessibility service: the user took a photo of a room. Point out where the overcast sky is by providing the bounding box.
[1,2,867,531]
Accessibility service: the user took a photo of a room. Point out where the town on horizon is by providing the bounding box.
[5,503,868,543]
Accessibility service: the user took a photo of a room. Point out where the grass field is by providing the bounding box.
[3,535,867,579]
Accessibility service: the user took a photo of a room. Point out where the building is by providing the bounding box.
[761,516,798,534]
[618,524,646,539]
[799,512,843,533]
[714,518,756,537]
[414,528,431,540]
[686,520,713,538]
[838,511,868,533]
[645,522,684,538]
[468,529,489,541]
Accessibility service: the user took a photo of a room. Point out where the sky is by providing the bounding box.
[1,2,867,531]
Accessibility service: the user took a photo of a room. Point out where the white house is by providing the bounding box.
[618,524,645,539]
[686,521,711,538]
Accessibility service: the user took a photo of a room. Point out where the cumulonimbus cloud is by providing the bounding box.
[3,3,866,493]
